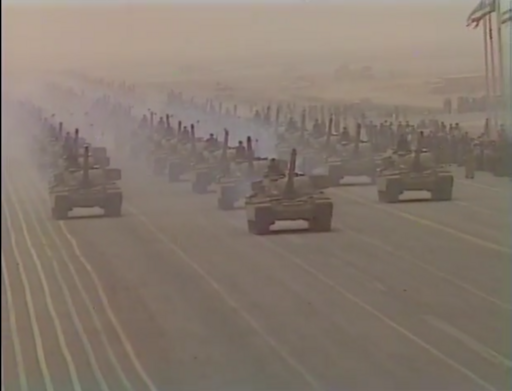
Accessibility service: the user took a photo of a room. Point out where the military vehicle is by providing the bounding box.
[152,136,176,176]
[190,125,224,194]
[324,121,377,186]
[486,141,511,177]
[166,122,194,182]
[244,148,333,235]
[167,144,192,182]
[375,143,454,203]
[217,136,271,210]
[49,145,123,220]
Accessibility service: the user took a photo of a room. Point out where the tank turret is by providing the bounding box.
[275,105,281,127]
[149,111,155,129]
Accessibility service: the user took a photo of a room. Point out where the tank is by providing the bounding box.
[325,121,377,186]
[49,145,123,220]
[486,141,512,177]
[191,126,224,194]
[167,138,194,182]
[217,136,262,210]
[152,137,176,176]
[376,146,454,203]
[244,148,333,235]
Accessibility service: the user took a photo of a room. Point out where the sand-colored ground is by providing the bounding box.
[2,4,487,109]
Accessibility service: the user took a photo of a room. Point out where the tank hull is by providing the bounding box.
[244,197,333,235]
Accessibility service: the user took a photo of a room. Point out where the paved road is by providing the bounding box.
[2,136,511,390]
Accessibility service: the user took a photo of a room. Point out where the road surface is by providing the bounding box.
[2,140,511,391]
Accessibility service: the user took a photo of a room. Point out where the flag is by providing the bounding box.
[501,7,512,24]
[466,0,496,28]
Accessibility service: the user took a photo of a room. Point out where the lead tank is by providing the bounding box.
[376,142,454,203]
[49,145,123,220]
[244,148,333,235]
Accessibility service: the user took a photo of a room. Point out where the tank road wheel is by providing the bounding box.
[387,188,400,203]
[378,189,399,203]
[104,194,123,217]
[431,179,453,201]
[247,219,271,235]
[192,171,213,194]
[217,186,236,210]
[378,181,400,203]
[51,196,68,220]
[328,172,343,187]
[377,190,387,202]
[248,207,272,235]
[217,197,235,211]
[309,203,333,232]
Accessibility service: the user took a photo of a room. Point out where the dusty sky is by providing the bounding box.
[2,3,482,81]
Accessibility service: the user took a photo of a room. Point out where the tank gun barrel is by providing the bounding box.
[149,111,155,129]
[275,106,281,128]
[325,115,334,149]
[73,128,79,153]
[222,129,229,154]
[220,129,230,175]
[247,136,255,172]
[246,136,253,158]
[354,123,361,154]
[191,124,196,153]
[284,148,297,198]
[82,145,90,186]
[412,132,424,172]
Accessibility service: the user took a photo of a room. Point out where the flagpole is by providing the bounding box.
[495,0,504,96]
[488,15,499,129]
[483,16,492,119]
